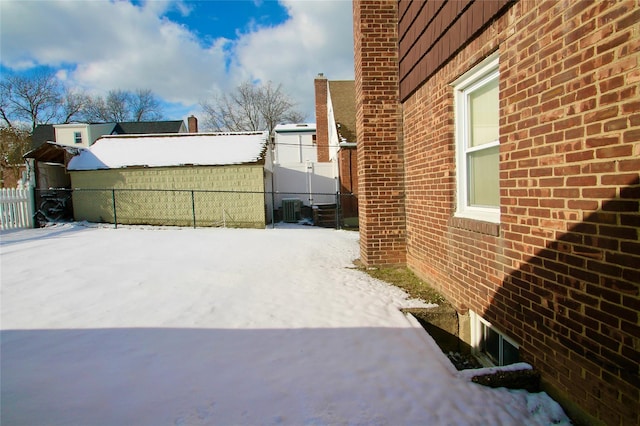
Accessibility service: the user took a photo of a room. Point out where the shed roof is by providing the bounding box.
[67,132,268,171]
[23,141,85,165]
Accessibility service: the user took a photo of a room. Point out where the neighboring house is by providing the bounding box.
[354,1,638,425]
[51,123,118,148]
[30,123,56,149]
[26,119,190,191]
[31,120,188,150]
[315,75,359,223]
[271,123,337,212]
[316,77,357,147]
[269,75,358,226]
[67,132,269,228]
[31,117,188,148]
[271,123,319,164]
[110,120,187,137]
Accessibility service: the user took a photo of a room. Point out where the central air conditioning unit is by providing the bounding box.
[282,198,302,223]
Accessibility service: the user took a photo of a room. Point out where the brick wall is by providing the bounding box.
[338,146,358,218]
[398,1,639,424]
[499,3,639,423]
[353,0,406,266]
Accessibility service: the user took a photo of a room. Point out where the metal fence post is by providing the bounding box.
[28,185,36,228]
[111,189,117,229]
[271,190,276,229]
[335,191,340,230]
[191,190,196,228]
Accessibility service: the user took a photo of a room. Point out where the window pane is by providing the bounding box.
[502,339,520,365]
[484,326,500,365]
[468,145,499,207]
[469,77,499,147]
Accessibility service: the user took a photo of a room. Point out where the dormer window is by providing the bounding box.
[74,132,82,144]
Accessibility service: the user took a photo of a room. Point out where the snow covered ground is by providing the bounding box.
[1,223,570,425]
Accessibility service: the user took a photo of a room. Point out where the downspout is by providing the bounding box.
[270,134,276,228]
[271,169,276,229]
[306,160,313,206]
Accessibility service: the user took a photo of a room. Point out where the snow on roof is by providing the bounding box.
[23,141,86,164]
[67,132,268,171]
[273,123,316,132]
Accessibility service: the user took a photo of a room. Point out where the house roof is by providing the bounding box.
[328,80,356,143]
[30,124,55,149]
[67,132,268,171]
[111,120,186,135]
[274,123,316,133]
[30,120,187,150]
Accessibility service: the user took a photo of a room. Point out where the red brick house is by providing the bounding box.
[314,75,359,223]
[353,1,639,424]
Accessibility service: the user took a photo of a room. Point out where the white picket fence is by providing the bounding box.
[0,187,34,230]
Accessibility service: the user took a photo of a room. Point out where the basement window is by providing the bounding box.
[470,311,519,366]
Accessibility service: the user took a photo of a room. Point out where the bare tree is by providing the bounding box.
[0,84,13,128]
[83,89,164,122]
[0,126,31,187]
[60,89,90,124]
[105,90,132,122]
[258,81,305,136]
[1,71,165,126]
[201,82,262,132]
[200,81,304,135]
[131,89,163,121]
[0,71,62,130]
[81,95,108,123]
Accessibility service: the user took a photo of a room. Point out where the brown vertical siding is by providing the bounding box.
[398,0,513,101]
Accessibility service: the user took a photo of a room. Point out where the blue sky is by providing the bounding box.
[161,1,291,40]
[0,0,354,124]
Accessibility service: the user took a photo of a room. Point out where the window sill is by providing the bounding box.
[450,216,500,236]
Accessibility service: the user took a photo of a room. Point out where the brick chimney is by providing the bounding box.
[354,0,406,266]
[188,115,198,133]
[314,73,329,162]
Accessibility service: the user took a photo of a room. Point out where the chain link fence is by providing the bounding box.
[34,188,358,230]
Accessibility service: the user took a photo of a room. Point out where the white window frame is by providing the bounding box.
[74,131,82,144]
[470,310,519,367]
[453,53,500,223]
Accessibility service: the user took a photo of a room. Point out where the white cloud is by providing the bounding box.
[0,0,354,121]
[231,0,354,119]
